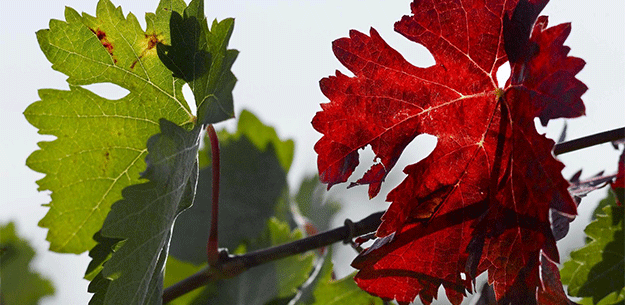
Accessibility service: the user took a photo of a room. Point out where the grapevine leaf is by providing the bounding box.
[578,292,625,305]
[273,175,340,240]
[219,110,295,172]
[293,175,341,233]
[0,222,55,305]
[536,253,576,305]
[569,173,615,204]
[88,119,201,305]
[187,218,315,305]
[157,0,238,125]
[84,231,123,281]
[561,194,625,304]
[263,219,316,300]
[297,249,383,305]
[554,171,615,241]
[169,110,291,264]
[313,0,586,303]
[24,0,193,253]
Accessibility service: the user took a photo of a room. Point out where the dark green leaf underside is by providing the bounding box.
[88,119,201,305]
[157,0,238,125]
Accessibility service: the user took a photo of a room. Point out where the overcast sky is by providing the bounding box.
[1,0,623,304]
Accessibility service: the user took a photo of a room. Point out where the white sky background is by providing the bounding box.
[1,0,623,304]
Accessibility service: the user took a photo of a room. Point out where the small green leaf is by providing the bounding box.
[297,248,383,305]
[577,290,625,305]
[157,0,238,125]
[88,119,201,305]
[293,175,341,232]
[25,0,193,254]
[222,110,295,172]
[267,219,316,299]
[169,110,291,264]
[561,192,624,305]
[0,222,55,305]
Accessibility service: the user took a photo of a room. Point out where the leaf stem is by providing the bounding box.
[206,124,220,264]
[554,127,624,155]
[162,211,384,303]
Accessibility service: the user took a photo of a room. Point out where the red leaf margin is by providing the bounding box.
[312,0,586,304]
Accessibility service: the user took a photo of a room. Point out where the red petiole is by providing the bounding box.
[206,124,220,265]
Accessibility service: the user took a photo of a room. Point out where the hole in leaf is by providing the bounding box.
[182,83,196,117]
[82,83,129,100]
[535,117,547,133]
[496,62,511,87]
[385,133,437,193]
[402,133,438,165]
[534,117,564,137]
[379,29,435,68]
[347,133,438,199]
[349,145,377,184]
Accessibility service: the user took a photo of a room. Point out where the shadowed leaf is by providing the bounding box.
[296,249,383,305]
[157,0,238,125]
[169,110,291,264]
[88,119,201,305]
[293,175,341,233]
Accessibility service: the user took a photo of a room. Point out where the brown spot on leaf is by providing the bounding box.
[90,28,117,64]
[130,33,163,69]
[102,151,110,175]
[146,33,160,50]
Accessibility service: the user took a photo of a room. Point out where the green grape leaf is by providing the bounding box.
[169,110,291,264]
[24,0,194,253]
[293,175,341,232]
[592,190,618,221]
[88,119,201,305]
[218,110,294,172]
[189,218,315,305]
[0,222,55,305]
[157,0,238,125]
[84,231,123,281]
[561,194,624,304]
[273,175,340,237]
[261,219,315,300]
[577,291,625,305]
[295,248,382,305]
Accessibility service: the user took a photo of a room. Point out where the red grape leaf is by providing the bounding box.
[537,254,577,305]
[312,0,585,304]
